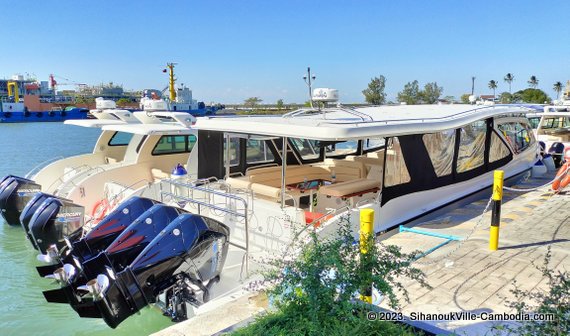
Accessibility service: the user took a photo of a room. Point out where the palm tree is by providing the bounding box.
[527,75,539,89]
[488,80,498,100]
[553,81,563,100]
[504,73,514,93]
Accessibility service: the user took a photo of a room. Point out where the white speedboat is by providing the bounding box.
[534,105,570,166]
[0,104,138,227]
[0,109,199,254]
[39,89,538,328]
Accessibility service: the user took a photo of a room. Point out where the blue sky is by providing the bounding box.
[1,0,569,103]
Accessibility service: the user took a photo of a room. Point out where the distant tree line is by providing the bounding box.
[361,76,444,105]
[467,73,564,104]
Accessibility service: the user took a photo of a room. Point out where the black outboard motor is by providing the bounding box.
[81,204,185,280]
[89,214,230,328]
[42,204,184,312]
[0,175,41,226]
[19,192,54,249]
[28,196,85,254]
[36,196,159,277]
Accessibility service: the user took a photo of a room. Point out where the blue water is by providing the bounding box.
[0,123,172,335]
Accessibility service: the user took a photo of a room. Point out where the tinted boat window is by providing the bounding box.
[290,138,319,160]
[152,135,194,155]
[422,130,455,177]
[457,121,486,173]
[528,117,541,129]
[540,116,570,130]
[108,131,133,146]
[325,140,358,157]
[224,137,240,166]
[363,138,385,152]
[498,122,534,154]
[490,131,511,162]
[384,137,411,186]
[246,139,275,164]
[188,134,197,152]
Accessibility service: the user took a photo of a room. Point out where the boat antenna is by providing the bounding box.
[165,63,178,102]
[303,67,316,108]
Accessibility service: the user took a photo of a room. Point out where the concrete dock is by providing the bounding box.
[153,172,569,335]
[379,172,569,334]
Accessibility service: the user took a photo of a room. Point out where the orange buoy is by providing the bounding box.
[552,162,570,191]
[91,198,110,222]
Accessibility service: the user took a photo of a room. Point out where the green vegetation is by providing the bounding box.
[231,219,429,336]
[488,80,498,99]
[74,96,95,105]
[244,97,262,109]
[362,75,387,105]
[397,80,443,104]
[553,81,563,100]
[116,98,132,106]
[276,99,284,110]
[499,91,513,103]
[420,82,443,104]
[504,73,515,93]
[461,93,471,104]
[513,88,550,104]
[397,80,420,104]
[528,75,539,89]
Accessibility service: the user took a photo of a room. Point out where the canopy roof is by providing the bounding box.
[194,104,532,140]
[64,119,128,128]
[101,123,197,135]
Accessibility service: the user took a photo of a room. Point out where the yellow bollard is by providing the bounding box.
[360,208,374,303]
[489,170,504,251]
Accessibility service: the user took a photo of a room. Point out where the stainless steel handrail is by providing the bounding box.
[160,179,250,278]
[25,156,65,179]
[52,165,105,195]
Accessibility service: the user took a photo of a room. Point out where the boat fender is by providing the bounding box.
[552,162,570,191]
[91,199,110,222]
[36,112,42,118]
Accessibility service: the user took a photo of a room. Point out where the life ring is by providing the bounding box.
[91,198,110,222]
[552,162,570,191]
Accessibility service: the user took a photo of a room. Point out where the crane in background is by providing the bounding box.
[49,74,86,93]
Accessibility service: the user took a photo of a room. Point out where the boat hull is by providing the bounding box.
[0,108,88,123]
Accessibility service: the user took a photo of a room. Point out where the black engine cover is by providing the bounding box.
[29,196,85,253]
[93,213,230,328]
[0,175,41,226]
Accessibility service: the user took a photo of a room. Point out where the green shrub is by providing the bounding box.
[232,217,429,336]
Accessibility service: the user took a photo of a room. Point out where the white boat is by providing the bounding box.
[534,104,570,166]
[0,108,199,252]
[32,89,539,328]
[0,106,138,226]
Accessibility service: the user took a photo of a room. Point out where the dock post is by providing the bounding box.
[489,170,504,251]
[360,208,374,303]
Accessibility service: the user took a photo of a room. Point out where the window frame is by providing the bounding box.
[107,131,133,147]
[151,134,196,156]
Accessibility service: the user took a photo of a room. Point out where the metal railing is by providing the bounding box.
[160,178,250,278]
[51,165,106,195]
[25,156,65,179]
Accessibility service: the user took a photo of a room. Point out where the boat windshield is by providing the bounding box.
[290,138,320,160]
[540,116,570,130]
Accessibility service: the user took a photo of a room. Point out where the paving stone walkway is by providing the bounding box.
[379,173,570,335]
